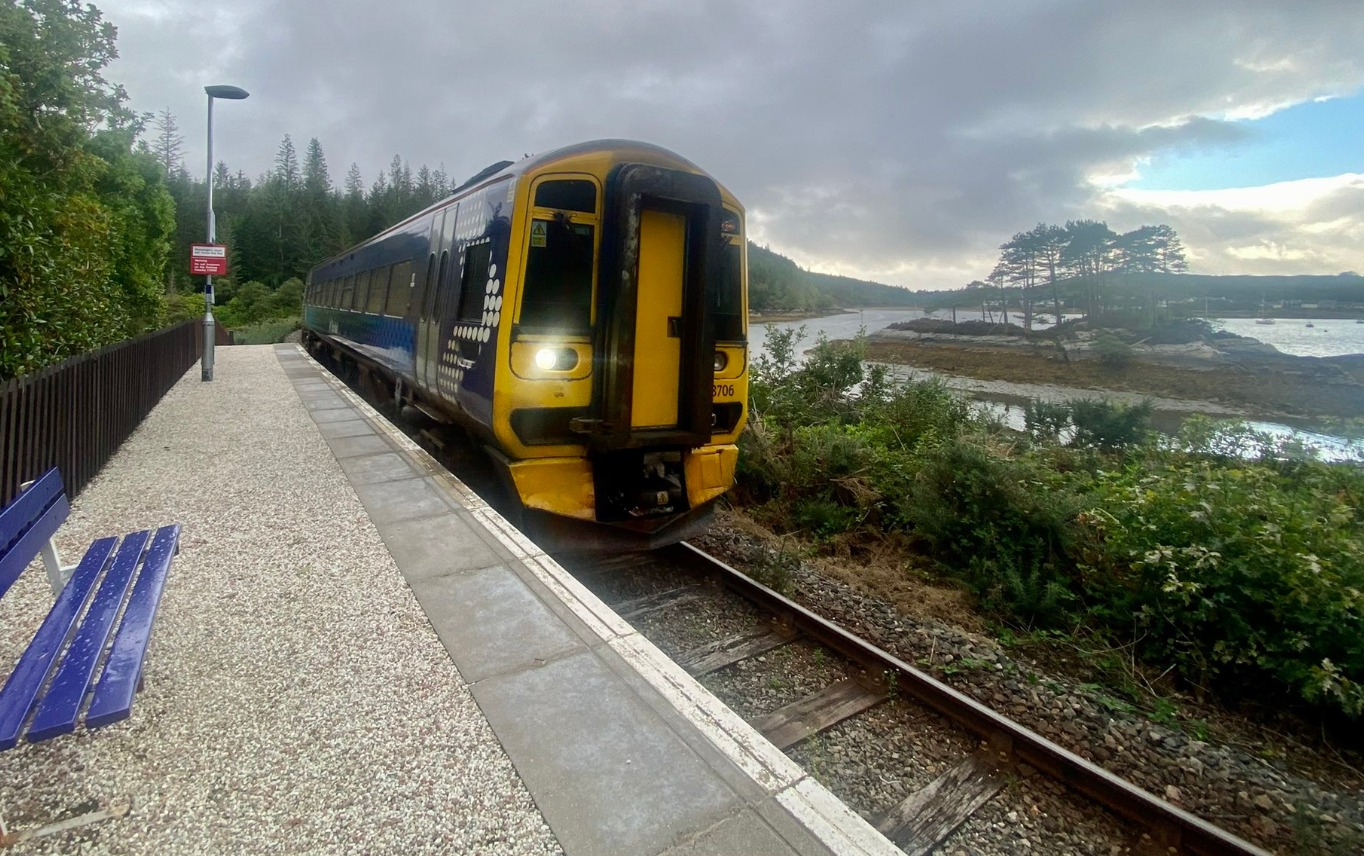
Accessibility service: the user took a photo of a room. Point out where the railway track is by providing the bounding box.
[562,543,1275,856]
[318,357,1276,856]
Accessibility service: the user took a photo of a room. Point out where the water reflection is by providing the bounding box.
[749,310,1362,462]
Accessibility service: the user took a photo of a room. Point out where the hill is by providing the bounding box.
[747,243,917,312]
[920,272,1364,315]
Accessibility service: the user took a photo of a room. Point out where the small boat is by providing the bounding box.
[1255,318,1275,326]
[1306,322,1315,328]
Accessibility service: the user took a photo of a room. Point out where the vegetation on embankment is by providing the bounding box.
[0,1,176,380]
[736,327,1364,728]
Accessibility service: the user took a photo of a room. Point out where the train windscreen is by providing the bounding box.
[519,218,594,331]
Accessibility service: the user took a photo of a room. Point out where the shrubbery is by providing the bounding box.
[216,278,303,328]
[740,326,1364,719]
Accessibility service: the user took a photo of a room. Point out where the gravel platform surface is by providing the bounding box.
[0,347,562,855]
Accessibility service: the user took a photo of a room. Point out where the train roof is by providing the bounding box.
[311,140,724,274]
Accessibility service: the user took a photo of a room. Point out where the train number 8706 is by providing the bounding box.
[712,383,735,398]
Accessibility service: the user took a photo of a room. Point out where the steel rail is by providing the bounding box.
[674,542,1274,856]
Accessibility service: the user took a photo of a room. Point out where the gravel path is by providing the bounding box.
[0,347,561,855]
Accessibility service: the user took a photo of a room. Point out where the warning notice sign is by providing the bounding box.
[190,243,228,276]
[530,221,547,248]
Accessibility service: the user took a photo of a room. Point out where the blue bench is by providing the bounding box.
[0,468,180,750]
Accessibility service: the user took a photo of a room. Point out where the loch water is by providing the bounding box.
[749,309,1364,460]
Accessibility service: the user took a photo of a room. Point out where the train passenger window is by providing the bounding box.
[421,255,436,320]
[434,251,449,318]
[354,270,371,312]
[367,266,390,314]
[457,242,490,324]
[520,219,594,330]
[327,278,339,307]
[534,180,596,213]
[385,260,413,316]
[341,274,355,310]
[456,242,491,359]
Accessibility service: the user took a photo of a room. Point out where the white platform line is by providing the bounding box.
[288,345,902,856]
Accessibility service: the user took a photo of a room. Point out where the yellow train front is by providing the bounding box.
[302,140,748,548]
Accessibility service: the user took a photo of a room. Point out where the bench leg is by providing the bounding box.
[38,539,70,595]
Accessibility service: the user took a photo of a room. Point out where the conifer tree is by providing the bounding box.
[152,107,183,177]
[274,134,301,189]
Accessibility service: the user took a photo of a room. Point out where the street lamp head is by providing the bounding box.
[205,85,249,100]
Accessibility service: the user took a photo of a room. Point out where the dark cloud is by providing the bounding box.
[104,0,1364,287]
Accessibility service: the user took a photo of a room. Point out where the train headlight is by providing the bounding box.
[713,350,728,373]
[534,347,578,372]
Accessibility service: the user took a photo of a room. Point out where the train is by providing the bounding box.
[301,140,748,548]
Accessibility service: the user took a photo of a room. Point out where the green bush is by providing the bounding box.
[1068,398,1153,449]
[902,440,1082,621]
[232,317,300,345]
[1092,332,1135,368]
[1024,400,1072,442]
[792,497,861,539]
[1089,456,1364,715]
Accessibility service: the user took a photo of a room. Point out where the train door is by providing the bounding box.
[416,210,448,389]
[631,208,686,428]
[593,165,721,449]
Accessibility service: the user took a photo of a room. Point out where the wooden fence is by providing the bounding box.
[0,320,205,505]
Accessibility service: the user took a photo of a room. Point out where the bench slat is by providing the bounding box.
[0,537,116,750]
[0,468,63,551]
[26,530,150,743]
[86,525,181,729]
[0,489,69,600]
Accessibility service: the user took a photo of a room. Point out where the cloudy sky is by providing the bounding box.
[102,0,1363,290]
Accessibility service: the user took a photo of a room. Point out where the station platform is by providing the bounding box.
[0,344,899,856]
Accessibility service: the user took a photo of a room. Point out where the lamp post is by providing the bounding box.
[202,84,250,382]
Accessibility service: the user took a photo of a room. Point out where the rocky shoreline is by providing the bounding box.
[865,326,1364,424]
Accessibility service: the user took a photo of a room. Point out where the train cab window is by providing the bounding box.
[385,260,413,316]
[534,180,596,213]
[519,218,594,330]
[714,211,744,341]
[367,265,390,314]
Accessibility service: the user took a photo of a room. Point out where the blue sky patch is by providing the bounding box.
[1129,92,1362,191]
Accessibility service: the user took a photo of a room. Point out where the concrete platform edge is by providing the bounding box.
[286,345,901,856]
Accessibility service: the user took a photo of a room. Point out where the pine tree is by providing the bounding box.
[151,107,183,177]
[415,164,436,209]
[344,163,364,197]
[274,134,301,189]
[303,137,331,194]
[343,163,367,244]
[302,138,340,263]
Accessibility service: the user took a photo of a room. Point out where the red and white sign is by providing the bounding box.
[190,243,228,276]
